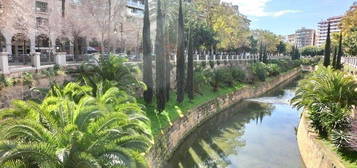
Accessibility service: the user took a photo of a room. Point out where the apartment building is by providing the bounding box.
[316,16,343,46]
[294,27,316,48]
[286,34,296,45]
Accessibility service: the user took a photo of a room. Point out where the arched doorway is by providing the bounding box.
[36,34,54,65]
[0,32,6,52]
[55,37,71,53]
[11,33,31,65]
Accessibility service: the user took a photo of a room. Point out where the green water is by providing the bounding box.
[167,79,305,168]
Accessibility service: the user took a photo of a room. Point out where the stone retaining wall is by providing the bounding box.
[147,67,301,168]
[297,112,345,168]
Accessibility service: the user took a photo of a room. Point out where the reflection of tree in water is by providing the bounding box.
[167,101,274,168]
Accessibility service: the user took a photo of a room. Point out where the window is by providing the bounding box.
[36,1,48,13]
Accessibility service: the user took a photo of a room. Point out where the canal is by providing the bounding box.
[167,78,305,168]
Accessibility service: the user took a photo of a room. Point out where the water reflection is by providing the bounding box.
[167,79,304,168]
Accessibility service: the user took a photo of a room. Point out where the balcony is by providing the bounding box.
[127,0,144,10]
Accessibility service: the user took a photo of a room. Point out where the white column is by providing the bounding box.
[0,52,9,74]
[55,52,67,66]
[31,52,41,69]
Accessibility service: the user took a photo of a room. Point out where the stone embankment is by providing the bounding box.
[297,112,346,168]
[147,68,301,168]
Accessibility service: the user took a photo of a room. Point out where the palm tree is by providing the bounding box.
[0,83,152,167]
[79,55,143,96]
[292,66,357,135]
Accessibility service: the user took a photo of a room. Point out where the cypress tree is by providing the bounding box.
[155,0,166,112]
[336,32,343,70]
[176,0,185,103]
[332,47,337,68]
[259,42,263,62]
[143,0,153,104]
[323,22,331,67]
[187,27,194,100]
[263,45,268,63]
[291,46,295,60]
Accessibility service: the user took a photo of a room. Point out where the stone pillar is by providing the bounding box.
[55,52,67,66]
[0,52,9,74]
[6,42,12,55]
[31,52,41,69]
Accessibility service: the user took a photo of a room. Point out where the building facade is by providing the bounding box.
[316,16,343,46]
[294,27,316,48]
[0,0,145,65]
[286,34,296,45]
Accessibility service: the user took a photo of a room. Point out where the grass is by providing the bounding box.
[321,139,357,168]
[139,83,245,136]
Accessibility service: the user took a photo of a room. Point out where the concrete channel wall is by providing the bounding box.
[147,67,301,168]
[297,112,346,168]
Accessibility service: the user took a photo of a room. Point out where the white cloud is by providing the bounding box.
[222,0,302,17]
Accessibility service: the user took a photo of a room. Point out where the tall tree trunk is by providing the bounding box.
[108,0,112,53]
[187,27,194,100]
[176,0,185,103]
[324,22,331,67]
[62,0,66,17]
[164,17,171,101]
[155,0,166,112]
[336,32,343,70]
[143,0,153,104]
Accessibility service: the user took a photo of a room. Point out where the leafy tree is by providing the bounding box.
[143,0,154,104]
[276,41,287,55]
[176,0,185,103]
[0,83,152,167]
[341,6,357,55]
[155,0,166,112]
[324,23,331,67]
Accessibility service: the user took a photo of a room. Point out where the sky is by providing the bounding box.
[222,0,356,35]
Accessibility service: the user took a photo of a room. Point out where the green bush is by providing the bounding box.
[209,60,215,69]
[230,66,246,82]
[251,62,268,81]
[266,64,281,76]
[292,67,357,148]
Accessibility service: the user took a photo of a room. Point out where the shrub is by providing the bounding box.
[292,67,357,148]
[266,64,281,76]
[251,62,268,81]
[209,60,215,69]
[230,66,246,82]
[201,61,207,68]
